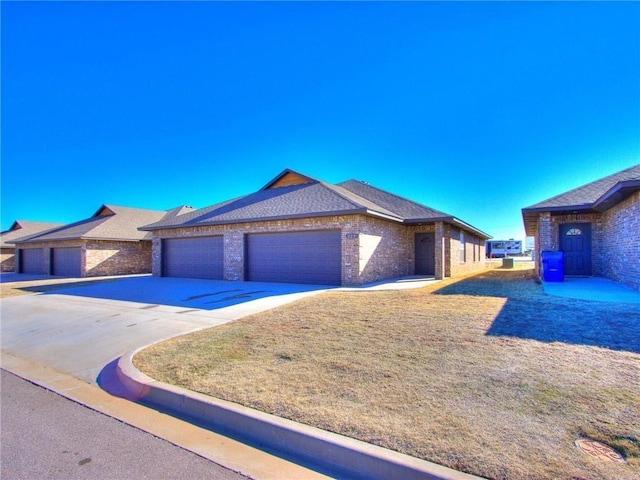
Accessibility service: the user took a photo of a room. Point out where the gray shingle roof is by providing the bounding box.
[523,164,640,210]
[522,164,640,235]
[1,221,65,248]
[14,205,170,244]
[337,180,452,221]
[140,169,490,238]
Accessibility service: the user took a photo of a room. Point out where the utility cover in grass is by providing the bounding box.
[575,438,626,464]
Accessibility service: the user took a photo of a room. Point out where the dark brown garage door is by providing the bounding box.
[19,248,44,274]
[52,247,82,277]
[246,230,342,285]
[162,236,224,279]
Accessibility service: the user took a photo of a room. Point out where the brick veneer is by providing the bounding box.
[152,214,486,285]
[533,190,640,291]
[85,240,152,277]
[1,247,16,273]
[14,240,152,277]
[601,191,640,290]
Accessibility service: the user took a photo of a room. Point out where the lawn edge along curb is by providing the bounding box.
[117,350,484,480]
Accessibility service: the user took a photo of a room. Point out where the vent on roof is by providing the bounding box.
[268,172,314,189]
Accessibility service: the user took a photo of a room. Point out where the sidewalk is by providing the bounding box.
[542,276,640,304]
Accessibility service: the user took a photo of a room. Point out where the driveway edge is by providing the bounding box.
[117,350,483,480]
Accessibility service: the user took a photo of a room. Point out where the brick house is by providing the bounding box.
[1,221,63,272]
[11,205,183,277]
[140,169,490,286]
[522,164,640,291]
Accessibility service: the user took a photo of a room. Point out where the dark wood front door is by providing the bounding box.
[415,233,435,276]
[560,223,592,276]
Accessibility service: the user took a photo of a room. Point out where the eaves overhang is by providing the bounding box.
[521,179,640,236]
[593,179,640,212]
[13,236,149,244]
[403,216,491,240]
[142,209,490,239]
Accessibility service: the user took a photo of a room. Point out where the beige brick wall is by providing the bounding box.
[1,247,16,272]
[85,240,152,277]
[152,215,486,285]
[536,212,603,276]
[14,239,152,277]
[448,227,487,277]
[533,193,640,291]
[601,191,640,291]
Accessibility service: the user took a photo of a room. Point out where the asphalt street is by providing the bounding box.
[0,369,248,480]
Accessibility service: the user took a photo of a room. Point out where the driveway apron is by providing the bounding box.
[1,276,328,383]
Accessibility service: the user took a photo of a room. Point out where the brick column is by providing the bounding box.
[44,247,52,275]
[224,231,245,281]
[151,236,162,276]
[434,222,446,280]
[536,212,553,276]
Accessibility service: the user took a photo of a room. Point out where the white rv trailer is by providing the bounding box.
[486,239,523,258]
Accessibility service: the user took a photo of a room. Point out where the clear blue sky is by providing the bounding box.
[2,1,639,240]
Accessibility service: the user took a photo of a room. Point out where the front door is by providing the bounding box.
[560,223,592,276]
[415,233,435,275]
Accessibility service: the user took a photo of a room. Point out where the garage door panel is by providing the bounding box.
[162,237,223,279]
[247,231,341,285]
[52,248,82,277]
[20,249,44,274]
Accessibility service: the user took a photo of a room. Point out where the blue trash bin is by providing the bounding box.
[541,251,565,282]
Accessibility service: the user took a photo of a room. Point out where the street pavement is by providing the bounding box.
[0,369,248,480]
[0,275,336,480]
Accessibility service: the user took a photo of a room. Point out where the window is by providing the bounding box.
[460,232,466,262]
[566,228,582,236]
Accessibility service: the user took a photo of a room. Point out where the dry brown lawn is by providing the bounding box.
[135,267,640,480]
[0,275,119,299]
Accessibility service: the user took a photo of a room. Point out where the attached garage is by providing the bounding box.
[246,230,342,285]
[19,248,44,274]
[162,236,223,279]
[52,247,82,277]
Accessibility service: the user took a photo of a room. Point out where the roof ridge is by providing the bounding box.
[338,179,452,218]
[322,181,401,219]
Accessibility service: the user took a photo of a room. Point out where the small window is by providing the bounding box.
[460,232,466,262]
[566,228,582,236]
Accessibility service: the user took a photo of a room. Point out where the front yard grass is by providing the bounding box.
[135,268,640,480]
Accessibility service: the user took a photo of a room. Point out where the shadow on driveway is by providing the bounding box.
[433,270,640,354]
[29,276,332,311]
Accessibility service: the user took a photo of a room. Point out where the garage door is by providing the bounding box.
[52,247,82,277]
[162,236,223,279]
[20,249,44,274]
[247,230,342,285]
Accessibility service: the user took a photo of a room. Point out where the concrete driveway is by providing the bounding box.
[1,276,329,383]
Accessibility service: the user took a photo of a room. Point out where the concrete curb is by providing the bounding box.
[117,350,483,480]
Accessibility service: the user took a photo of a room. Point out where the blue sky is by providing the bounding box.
[2,1,639,240]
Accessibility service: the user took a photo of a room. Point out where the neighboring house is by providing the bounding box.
[522,164,640,291]
[140,169,491,286]
[1,221,64,272]
[11,205,187,277]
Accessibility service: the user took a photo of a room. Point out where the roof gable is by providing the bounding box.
[261,169,318,190]
[1,220,65,247]
[94,205,117,217]
[14,205,167,244]
[140,169,490,238]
